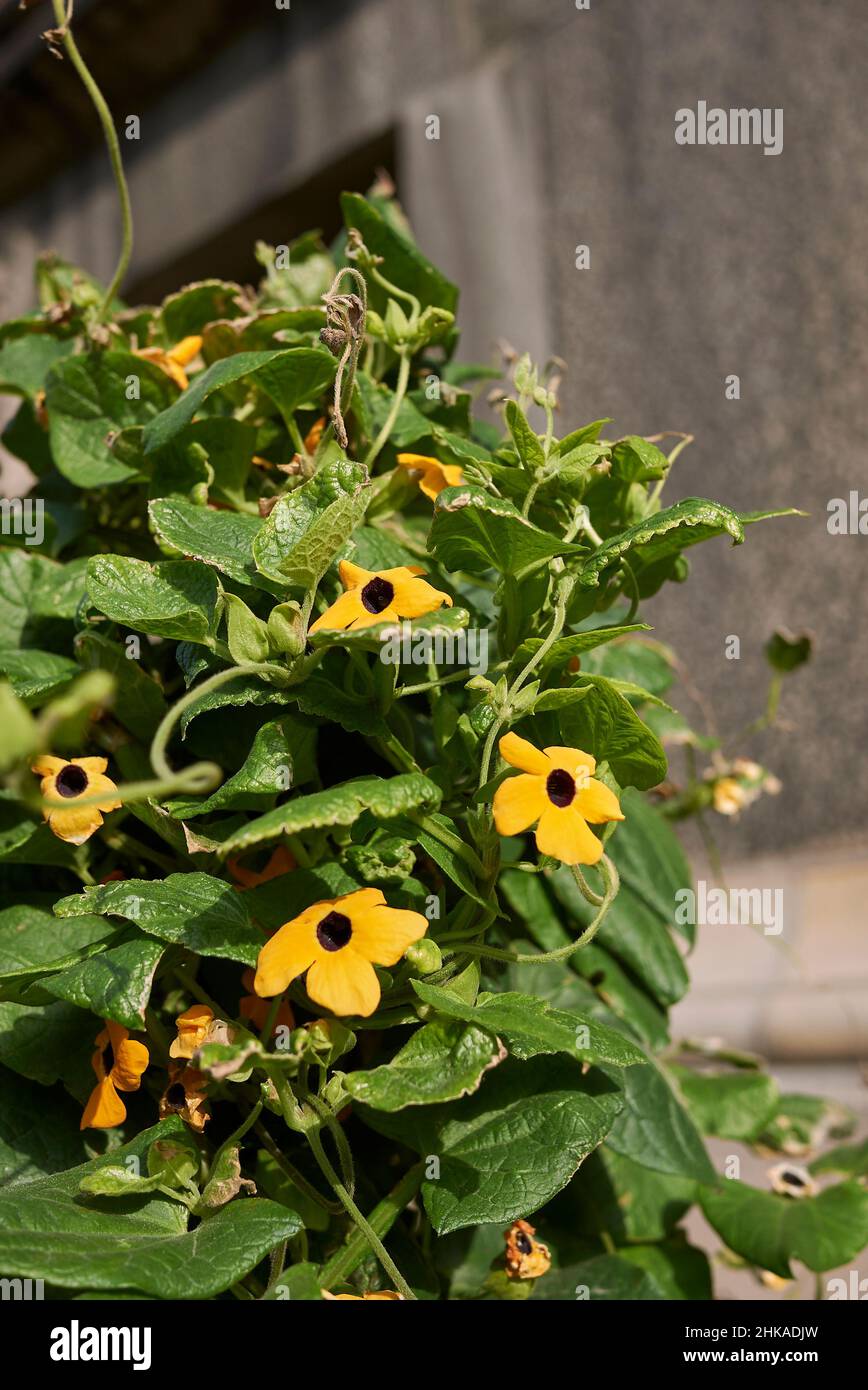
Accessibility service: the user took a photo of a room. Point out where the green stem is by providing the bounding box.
[320,1162,425,1291]
[307,1128,416,1299]
[364,350,411,469]
[52,0,132,316]
[253,1121,342,1216]
[455,854,619,965]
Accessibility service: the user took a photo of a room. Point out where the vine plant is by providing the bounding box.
[0,10,864,1302]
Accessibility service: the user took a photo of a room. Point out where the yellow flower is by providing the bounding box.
[254,888,428,1018]
[80,1021,149,1131]
[159,1064,210,1132]
[308,561,452,634]
[492,732,624,865]
[135,334,203,390]
[322,1290,404,1300]
[396,453,463,501]
[169,1004,214,1060]
[31,756,121,845]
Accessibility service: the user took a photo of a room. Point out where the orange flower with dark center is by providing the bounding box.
[80,1021,148,1130]
[504,1219,551,1280]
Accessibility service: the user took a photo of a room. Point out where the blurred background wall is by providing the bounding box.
[1,0,865,1134]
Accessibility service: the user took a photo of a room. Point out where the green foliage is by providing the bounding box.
[0,187,834,1305]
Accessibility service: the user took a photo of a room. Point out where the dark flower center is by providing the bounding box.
[361,577,395,614]
[316,910,353,952]
[56,764,88,798]
[783,1171,805,1188]
[516,1232,533,1255]
[102,1041,115,1075]
[165,1083,186,1110]
[546,769,576,808]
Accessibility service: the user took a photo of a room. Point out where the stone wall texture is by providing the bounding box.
[2,0,867,862]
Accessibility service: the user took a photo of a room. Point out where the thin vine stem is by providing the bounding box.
[452,854,619,965]
[51,0,133,316]
[364,349,411,468]
[306,1128,416,1300]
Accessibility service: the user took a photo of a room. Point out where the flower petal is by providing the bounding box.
[543,746,597,778]
[31,755,66,777]
[334,888,387,915]
[112,1037,149,1092]
[389,574,453,616]
[305,949,381,1018]
[80,1077,126,1130]
[254,909,320,996]
[499,733,551,776]
[169,335,204,367]
[350,904,428,966]
[492,773,547,836]
[308,588,367,634]
[338,559,376,589]
[535,806,603,866]
[73,756,108,775]
[46,806,104,845]
[88,773,122,814]
[573,777,624,825]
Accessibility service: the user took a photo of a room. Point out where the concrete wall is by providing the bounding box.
[1,0,866,866]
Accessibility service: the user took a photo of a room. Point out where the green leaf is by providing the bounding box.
[0,550,89,649]
[605,786,693,945]
[0,1118,301,1297]
[700,1179,868,1279]
[504,400,545,470]
[672,1067,779,1141]
[0,649,78,706]
[39,932,165,1030]
[217,773,441,855]
[429,485,585,576]
[765,628,812,673]
[169,718,315,818]
[604,1063,714,1183]
[567,1145,696,1242]
[578,498,744,589]
[148,497,263,586]
[161,279,249,339]
[412,982,645,1068]
[291,675,388,737]
[45,351,176,487]
[537,1251,667,1300]
[253,459,370,589]
[0,1000,96,1092]
[142,347,334,454]
[810,1140,868,1181]
[359,1056,623,1234]
[86,555,219,643]
[73,631,167,740]
[345,1021,504,1111]
[341,192,458,313]
[0,1066,88,1187]
[262,1262,323,1300]
[54,873,264,966]
[354,372,431,449]
[538,1240,710,1300]
[511,623,650,676]
[556,673,667,790]
[0,905,116,988]
[179,673,288,734]
[0,333,72,397]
